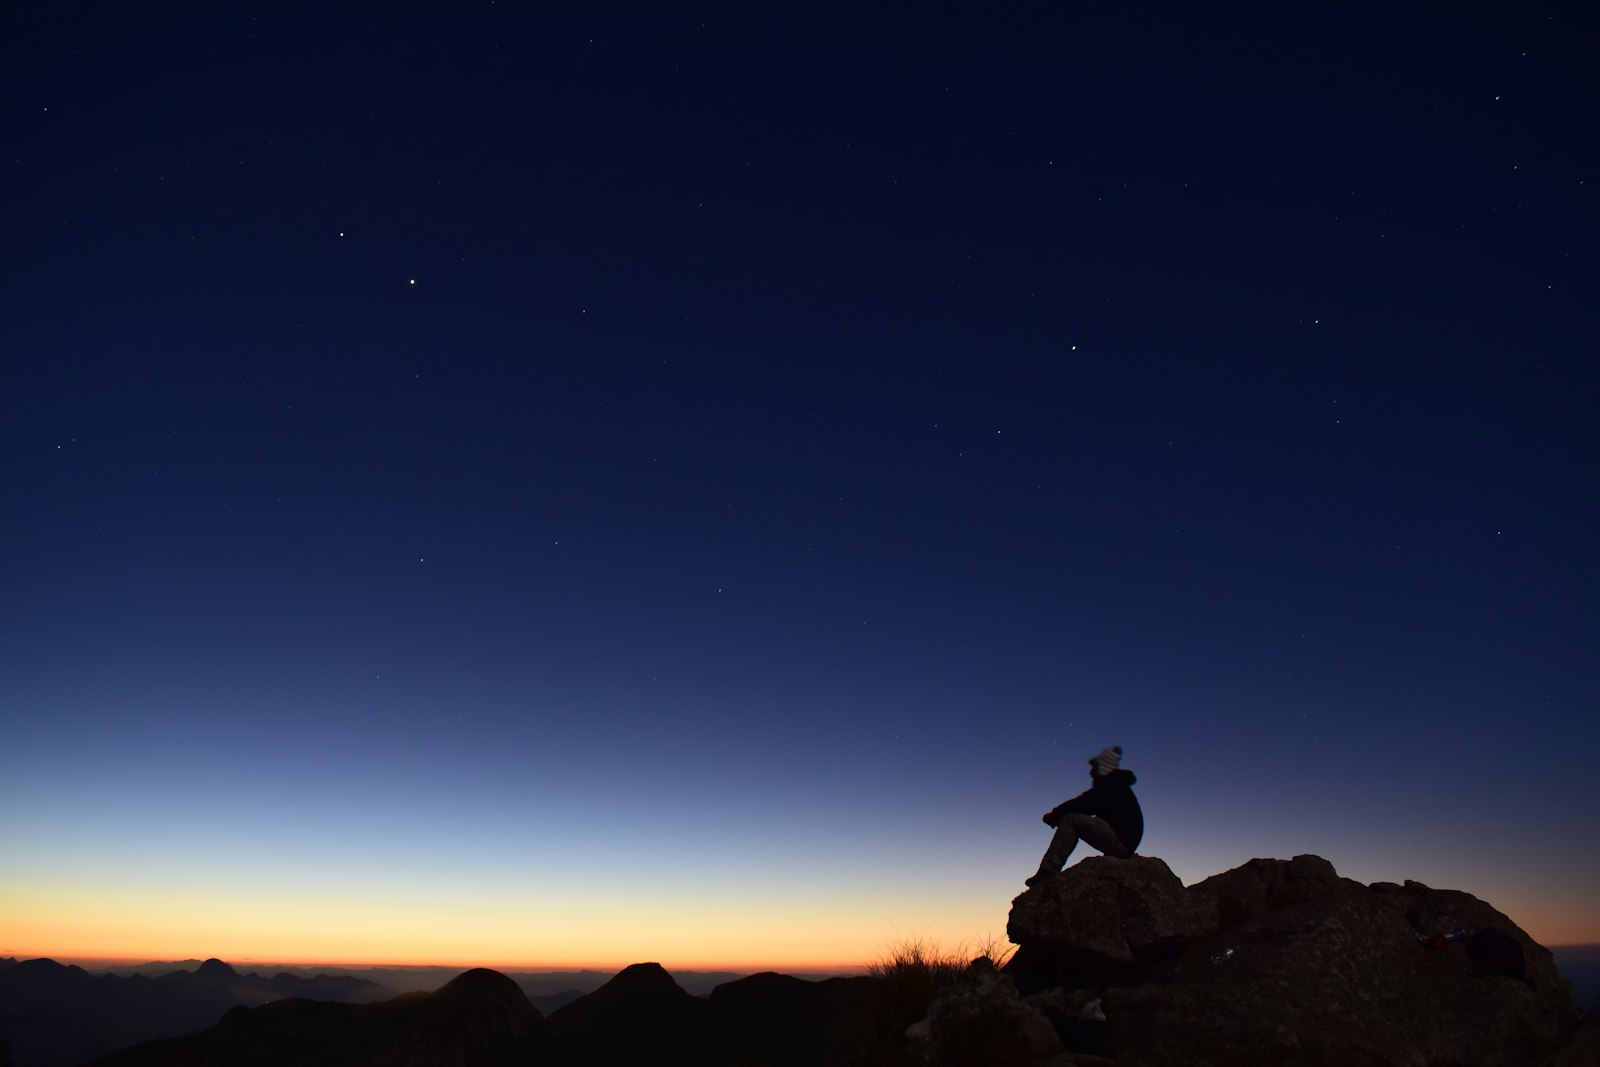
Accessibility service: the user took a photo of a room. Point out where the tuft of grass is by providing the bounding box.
[843,935,1020,1066]
[968,932,1016,971]
[857,937,964,1065]
[866,936,969,984]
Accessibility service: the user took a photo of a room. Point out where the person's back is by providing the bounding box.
[1079,767,1142,853]
[1027,746,1143,886]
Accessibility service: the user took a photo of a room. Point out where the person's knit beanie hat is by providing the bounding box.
[1090,745,1123,776]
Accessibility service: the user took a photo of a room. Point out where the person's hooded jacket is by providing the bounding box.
[1043,769,1143,853]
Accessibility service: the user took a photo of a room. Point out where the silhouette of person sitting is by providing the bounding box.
[1027,745,1143,887]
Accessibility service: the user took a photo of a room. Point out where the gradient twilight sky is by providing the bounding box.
[3,4,1597,969]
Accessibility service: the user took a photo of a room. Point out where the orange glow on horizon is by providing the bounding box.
[0,877,1018,977]
[0,927,905,975]
[5,948,872,975]
[0,922,896,974]
[6,861,1594,977]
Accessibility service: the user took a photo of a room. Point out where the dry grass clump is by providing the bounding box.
[843,935,1017,1066]
[967,933,1016,971]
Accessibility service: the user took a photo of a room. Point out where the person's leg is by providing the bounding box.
[1031,814,1129,883]
[1034,818,1082,880]
[1069,814,1131,859]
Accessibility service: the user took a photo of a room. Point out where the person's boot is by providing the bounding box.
[1024,869,1053,888]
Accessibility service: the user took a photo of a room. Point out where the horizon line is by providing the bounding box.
[3,952,874,975]
[10,943,1600,974]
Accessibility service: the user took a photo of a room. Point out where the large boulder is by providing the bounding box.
[1006,854,1577,1067]
[1187,853,1352,929]
[1541,1004,1600,1066]
[904,957,1063,1066]
[1007,856,1204,992]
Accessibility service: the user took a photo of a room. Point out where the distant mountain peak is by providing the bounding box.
[436,967,530,1003]
[605,961,682,996]
[195,958,240,980]
[16,958,89,978]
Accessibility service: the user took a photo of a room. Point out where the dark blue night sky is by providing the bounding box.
[3,3,1596,966]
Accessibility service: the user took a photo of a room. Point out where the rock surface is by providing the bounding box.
[1540,1005,1600,1066]
[1006,854,1578,1067]
[905,957,1063,1066]
[1007,855,1203,992]
[1011,855,1204,961]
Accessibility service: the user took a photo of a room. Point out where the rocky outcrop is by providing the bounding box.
[905,957,1063,1066]
[1541,1004,1600,1066]
[1007,856,1203,991]
[1006,854,1579,1067]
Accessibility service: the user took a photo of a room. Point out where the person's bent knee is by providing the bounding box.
[1070,814,1130,858]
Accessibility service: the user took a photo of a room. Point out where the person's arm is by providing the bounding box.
[1043,787,1096,826]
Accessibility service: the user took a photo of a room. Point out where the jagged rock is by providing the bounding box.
[1540,1004,1600,1066]
[904,957,1063,1066]
[1187,853,1350,930]
[1007,856,1203,992]
[1006,854,1577,1067]
[1022,987,1123,1060]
